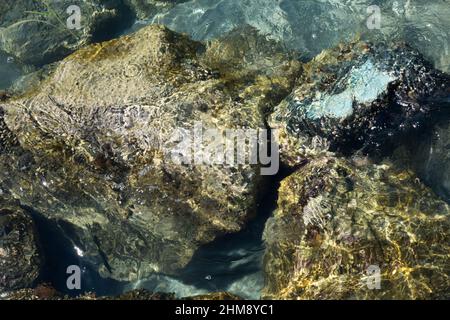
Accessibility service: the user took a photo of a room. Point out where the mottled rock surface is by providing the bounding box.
[201,25,301,117]
[270,41,450,165]
[0,198,44,293]
[186,292,241,300]
[262,156,450,299]
[0,24,299,281]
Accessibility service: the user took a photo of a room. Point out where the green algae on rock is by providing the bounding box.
[0,24,299,282]
[0,198,44,293]
[201,25,301,118]
[262,156,450,299]
[270,40,450,165]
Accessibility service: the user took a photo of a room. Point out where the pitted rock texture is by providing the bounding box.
[0,198,44,293]
[269,41,450,166]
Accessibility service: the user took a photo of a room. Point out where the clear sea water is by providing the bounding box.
[1,0,449,298]
[0,52,24,90]
[149,0,450,72]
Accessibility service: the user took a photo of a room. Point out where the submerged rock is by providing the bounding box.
[262,156,450,299]
[0,24,298,281]
[100,289,176,300]
[270,40,450,164]
[0,198,44,293]
[201,25,301,116]
[186,292,241,300]
[1,283,60,300]
[152,0,450,73]
[0,51,35,90]
[1,285,240,300]
[152,0,374,58]
[0,0,134,66]
[124,0,187,20]
[0,285,175,300]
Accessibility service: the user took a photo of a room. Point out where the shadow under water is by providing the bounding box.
[120,170,286,299]
[25,206,125,297]
[24,167,288,299]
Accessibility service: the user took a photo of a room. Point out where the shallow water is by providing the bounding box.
[1,0,449,299]
[149,0,450,71]
[0,52,24,90]
[29,182,275,299]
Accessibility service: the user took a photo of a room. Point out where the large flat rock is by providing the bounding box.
[0,24,299,281]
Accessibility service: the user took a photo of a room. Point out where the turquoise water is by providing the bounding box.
[148,0,449,71]
[0,52,24,90]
